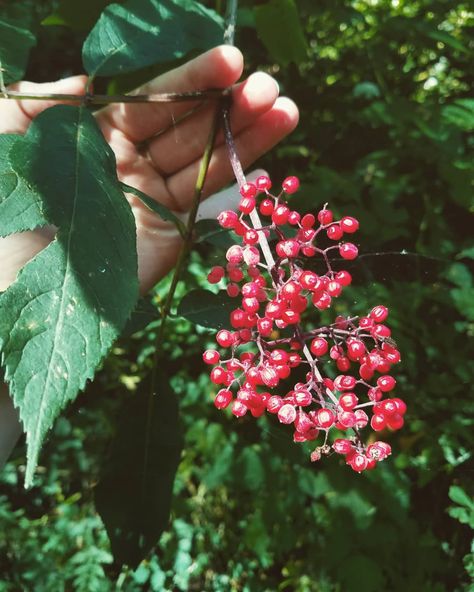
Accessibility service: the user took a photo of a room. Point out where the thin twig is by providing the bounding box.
[141,102,222,493]
[1,88,227,105]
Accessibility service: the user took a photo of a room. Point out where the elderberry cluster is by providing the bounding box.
[203,175,405,472]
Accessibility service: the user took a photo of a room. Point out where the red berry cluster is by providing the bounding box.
[203,175,405,472]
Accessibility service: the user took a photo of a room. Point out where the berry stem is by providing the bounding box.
[222,106,276,269]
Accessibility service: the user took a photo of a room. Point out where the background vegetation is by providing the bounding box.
[0,0,472,590]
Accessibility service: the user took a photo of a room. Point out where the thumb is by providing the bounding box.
[2,75,88,134]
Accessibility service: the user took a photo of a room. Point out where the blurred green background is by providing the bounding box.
[0,0,472,590]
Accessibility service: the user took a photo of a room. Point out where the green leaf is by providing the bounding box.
[177,289,236,329]
[82,0,224,78]
[0,6,37,85]
[449,485,474,509]
[42,0,124,31]
[121,296,158,337]
[194,219,234,249]
[121,182,186,237]
[95,378,183,568]
[0,105,138,487]
[442,99,474,131]
[0,134,48,234]
[254,0,307,65]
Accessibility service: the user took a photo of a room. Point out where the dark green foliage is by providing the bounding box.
[0,0,472,590]
[0,5,37,85]
[82,0,224,77]
[95,378,183,569]
[178,289,236,329]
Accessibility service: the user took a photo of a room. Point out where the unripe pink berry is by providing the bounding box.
[267,395,284,413]
[316,408,335,428]
[226,245,243,264]
[278,403,297,424]
[339,392,359,411]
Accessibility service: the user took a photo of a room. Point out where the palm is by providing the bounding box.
[0,46,298,293]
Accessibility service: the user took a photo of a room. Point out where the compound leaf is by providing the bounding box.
[95,378,183,567]
[82,0,224,78]
[0,6,37,85]
[0,105,138,487]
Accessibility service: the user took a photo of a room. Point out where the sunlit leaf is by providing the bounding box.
[0,105,138,487]
[83,0,224,78]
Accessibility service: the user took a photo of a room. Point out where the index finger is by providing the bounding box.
[96,45,244,143]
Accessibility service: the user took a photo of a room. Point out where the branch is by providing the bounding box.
[0,88,228,105]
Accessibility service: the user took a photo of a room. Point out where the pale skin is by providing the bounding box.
[0,45,299,465]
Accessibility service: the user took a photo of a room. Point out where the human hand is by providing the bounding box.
[0,45,298,294]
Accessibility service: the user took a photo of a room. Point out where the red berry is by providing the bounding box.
[210,366,228,385]
[339,392,358,411]
[387,414,404,430]
[240,182,257,198]
[370,305,389,323]
[301,214,315,229]
[341,216,359,233]
[203,350,220,365]
[232,400,248,417]
[282,176,300,194]
[310,337,329,356]
[377,375,396,392]
[255,175,272,191]
[335,270,352,286]
[317,209,333,225]
[327,223,343,240]
[218,210,238,229]
[239,196,256,214]
[347,339,366,360]
[216,329,235,348]
[333,439,353,454]
[370,413,387,431]
[214,389,232,409]
[288,211,301,225]
[339,243,358,260]
[272,205,290,225]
